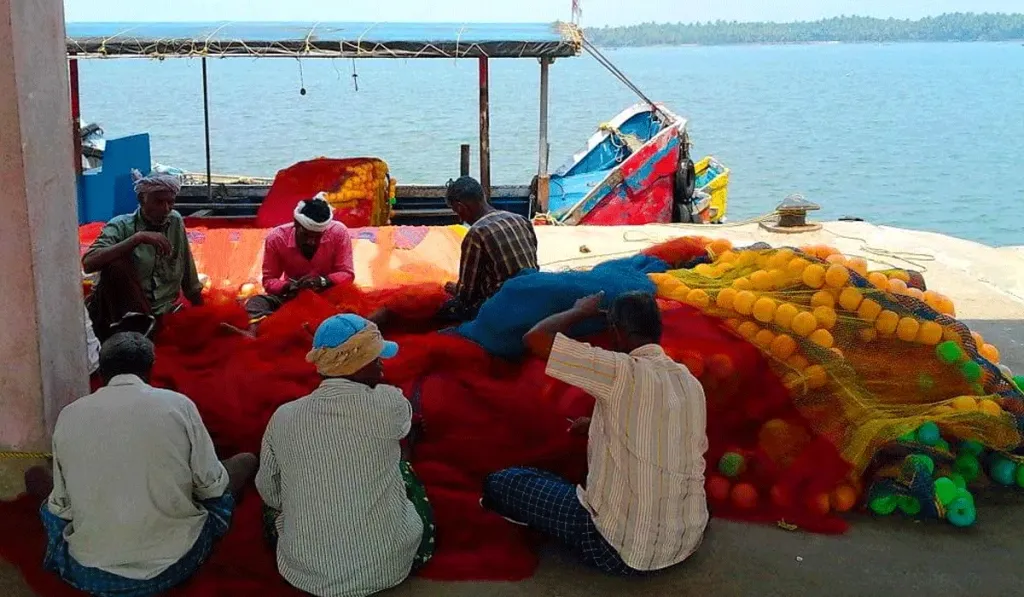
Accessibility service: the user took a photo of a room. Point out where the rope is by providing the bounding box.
[597,123,644,152]
[581,36,662,116]
[0,451,51,460]
[821,228,936,273]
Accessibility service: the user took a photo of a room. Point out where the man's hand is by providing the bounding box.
[295,275,328,292]
[572,292,605,317]
[132,231,171,255]
[568,416,592,435]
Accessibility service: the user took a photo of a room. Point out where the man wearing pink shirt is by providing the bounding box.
[244,195,355,327]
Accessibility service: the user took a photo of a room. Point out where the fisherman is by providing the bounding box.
[482,291,708,576]
[82,170,204,341]
[440,176,539,321]
[244,194,355,328]
[256,314,434,596]
[38,332,258,595]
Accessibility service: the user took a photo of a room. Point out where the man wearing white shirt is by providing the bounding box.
[40,332,257,596]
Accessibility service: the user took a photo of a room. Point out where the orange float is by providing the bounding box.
[810,290,835,309]
[791,311,818,337]
[856,299,882,323]
[752,297,778,323]
[770,334,798,361]
[875,310,899,335]
[716,287,738,310]
[824,264,850,289]
[916,321,943,346]
[809,328,835,350]
[838,287,863,311]
[774,303,800,329]
[731,483,759,509]
[831,485,858,513]
[896,317,921,342]
[707,475,732,502]
[801,264,827,289]
[750,270,773,291]
[733,291,757,316]
[813,305,837,330]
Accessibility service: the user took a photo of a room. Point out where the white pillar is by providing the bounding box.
[0,0,89,495]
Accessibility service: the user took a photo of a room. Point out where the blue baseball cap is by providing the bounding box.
[312,313,398,359]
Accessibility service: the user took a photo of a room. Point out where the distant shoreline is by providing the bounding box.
[585,13,1024,48]
[594,40,1024,50]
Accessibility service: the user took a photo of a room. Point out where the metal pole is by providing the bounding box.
[460,144,471,177]
[69,57,82,176]
[478,56,491,202]
[201,57,213,202]
[537,57,552,212]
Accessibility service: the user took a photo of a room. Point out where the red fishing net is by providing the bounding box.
[0,236,862,596]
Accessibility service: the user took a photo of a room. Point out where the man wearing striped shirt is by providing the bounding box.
[441,176,539,320]
[256,314,434,597]
[483,291,708,575]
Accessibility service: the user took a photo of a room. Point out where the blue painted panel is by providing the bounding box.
[560,111,665,177]
[77,133,151,224]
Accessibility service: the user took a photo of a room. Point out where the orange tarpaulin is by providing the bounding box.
[255,158,393,229]
[78,223,467,293]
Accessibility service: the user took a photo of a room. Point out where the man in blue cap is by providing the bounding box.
[256,314,435,597]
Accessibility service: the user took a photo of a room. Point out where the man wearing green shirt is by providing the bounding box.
[83,170,204,341]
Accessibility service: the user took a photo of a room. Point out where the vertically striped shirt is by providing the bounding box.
[455,210,539,311]
[545,333,709,571]
[255,379,422,597]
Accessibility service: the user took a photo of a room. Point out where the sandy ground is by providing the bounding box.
[3,221,1024,596]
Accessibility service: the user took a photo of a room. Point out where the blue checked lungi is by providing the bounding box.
[482,467,641,576]
[40,494,234,597]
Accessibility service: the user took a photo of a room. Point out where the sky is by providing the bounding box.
[63,0,1023,27]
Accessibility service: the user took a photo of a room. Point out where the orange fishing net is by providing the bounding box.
[652,240,1023,524]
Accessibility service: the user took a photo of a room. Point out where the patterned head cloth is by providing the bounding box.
[306,314,398,377]
[293,192,335,233]
[131,169,182,196]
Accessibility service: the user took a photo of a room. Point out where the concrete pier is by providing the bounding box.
[0,0,88,496]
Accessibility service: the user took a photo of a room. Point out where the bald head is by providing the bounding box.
[99,332,155,383]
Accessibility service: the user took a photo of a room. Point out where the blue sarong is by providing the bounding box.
[40,494,234,597]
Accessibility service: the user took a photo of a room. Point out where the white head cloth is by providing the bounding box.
[131,169,182,196]
[294,192,335,232]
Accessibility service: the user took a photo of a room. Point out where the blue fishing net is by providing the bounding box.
[456,254,669,358]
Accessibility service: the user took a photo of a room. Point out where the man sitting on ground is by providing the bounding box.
[244,194,355,328]
[40,332,257,596]
[482,291,708,576]
[83,169,204,342]
[441,176,538,321]
[257,314,434,597]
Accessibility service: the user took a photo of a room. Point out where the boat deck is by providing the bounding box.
[3,221,1023,596]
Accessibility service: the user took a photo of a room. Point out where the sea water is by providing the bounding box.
[78,42,1024,246]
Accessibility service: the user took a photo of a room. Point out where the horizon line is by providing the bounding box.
[64,11,1024,28]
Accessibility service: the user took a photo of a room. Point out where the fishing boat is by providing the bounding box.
[66,22,729,227]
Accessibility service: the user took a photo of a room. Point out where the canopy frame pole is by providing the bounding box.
[536,57,552,213]
[478,56,491,202]
[69,55,82,176]
[201,57,213,202]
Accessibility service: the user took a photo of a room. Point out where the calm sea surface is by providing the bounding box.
[78,42,1024,246]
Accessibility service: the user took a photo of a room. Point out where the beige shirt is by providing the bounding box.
[546,333,709,571]
[47,375,229,580]
[256,378,422,597]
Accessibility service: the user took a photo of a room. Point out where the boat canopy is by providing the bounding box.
[65,21,583,59]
